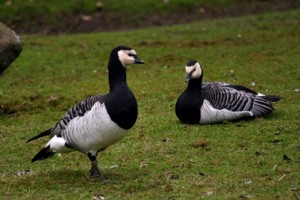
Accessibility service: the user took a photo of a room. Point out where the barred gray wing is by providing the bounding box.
[50,95,105,137]
[202,84,255,112]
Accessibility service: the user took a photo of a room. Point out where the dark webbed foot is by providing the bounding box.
[88,152,117,182]
[89,162,118,183]
[88,152,108,181]
[90,160,106,181]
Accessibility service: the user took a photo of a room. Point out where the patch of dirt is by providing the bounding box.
[7,1,300,35]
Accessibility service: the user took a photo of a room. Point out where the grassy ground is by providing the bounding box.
[0,0,227,30]
[1,0,298,34]
[0,9,300,199]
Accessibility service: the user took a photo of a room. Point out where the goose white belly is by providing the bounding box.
[48,102,128,153]
[199,100,253,124]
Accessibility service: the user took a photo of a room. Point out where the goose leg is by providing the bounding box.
[88,153,106,181]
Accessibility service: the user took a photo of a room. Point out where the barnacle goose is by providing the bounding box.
[175,60,281,124]
[27,46,144,180]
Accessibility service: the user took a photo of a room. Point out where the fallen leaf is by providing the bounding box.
[47,96,58,104]
[193,139,208,148]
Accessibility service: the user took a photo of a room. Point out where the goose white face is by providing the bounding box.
[118,49,139,67]
[185,62,202,81]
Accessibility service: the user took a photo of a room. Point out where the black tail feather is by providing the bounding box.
[226,84,258,95]
[262,95,282,102]
[31,145,55,162]
[27,128,51,143]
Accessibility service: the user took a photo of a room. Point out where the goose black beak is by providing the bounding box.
[134,55,144,64]
[185,73,192,82]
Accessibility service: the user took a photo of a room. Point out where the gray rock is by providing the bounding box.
[0,22,23,74]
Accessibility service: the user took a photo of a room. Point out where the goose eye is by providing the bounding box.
[128,53,135,57]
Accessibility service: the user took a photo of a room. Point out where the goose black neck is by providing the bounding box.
[108,55,127,92]
[188,76,203,91]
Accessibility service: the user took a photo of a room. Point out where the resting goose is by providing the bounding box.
[175,60,280,124]
[27,46,144,180]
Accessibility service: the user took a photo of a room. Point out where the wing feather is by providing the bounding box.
[202,83,274,116]
[50,95,105,137]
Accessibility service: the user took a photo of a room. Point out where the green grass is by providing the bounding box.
[1,10,300,199]
[0,0,224,23]
[1,0,297,34]
[0,0,236,18]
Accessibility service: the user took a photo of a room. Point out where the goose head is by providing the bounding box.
[111,46,144,68]
[185,60,202,82]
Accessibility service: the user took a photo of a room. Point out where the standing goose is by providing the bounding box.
[27,46,144,180]
[175,60,280,124]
